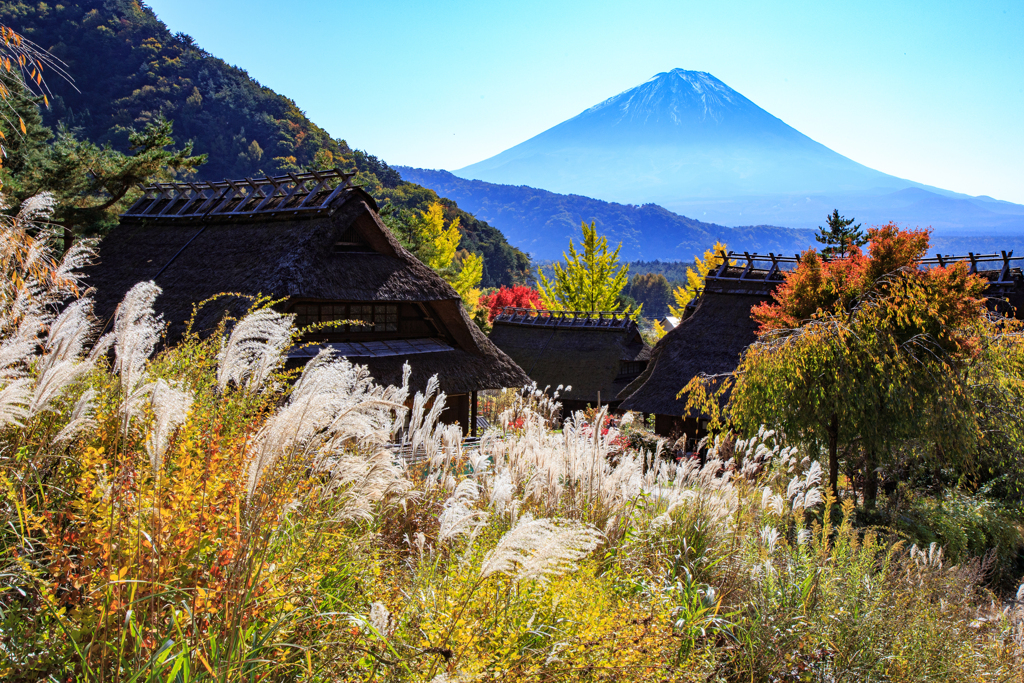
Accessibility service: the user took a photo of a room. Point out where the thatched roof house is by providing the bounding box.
[489,308,651,414]
[84,170,529,433]
[620,250,1024,436]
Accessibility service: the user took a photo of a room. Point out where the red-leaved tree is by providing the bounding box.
[480,285,543,322]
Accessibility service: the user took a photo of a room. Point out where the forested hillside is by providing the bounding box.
[397,167,817,261]
[0,0,529,286]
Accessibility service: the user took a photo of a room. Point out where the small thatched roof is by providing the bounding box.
[619,249,1024,416]
[83,171,529,395]
[489,309,651,404]
[618,290,768,416]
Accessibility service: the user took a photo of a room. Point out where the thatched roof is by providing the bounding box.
[83,171,529,395]
[618,290,768,416]
[619,249,1024,416]
[489,309,651,404]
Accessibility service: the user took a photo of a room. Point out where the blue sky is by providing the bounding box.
[147,0,1024,203]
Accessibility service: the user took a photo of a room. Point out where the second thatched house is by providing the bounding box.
[489,308,651,415]
[83,170,530,434]
[619,250,1024,436]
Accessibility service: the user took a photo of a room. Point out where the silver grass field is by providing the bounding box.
[1,195,1023,681]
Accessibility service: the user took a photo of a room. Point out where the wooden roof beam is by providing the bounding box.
[168,184,203,217]
[739,252,755,280]
[296,172,332,208]
[278,173,308,208]
[766,253,780,281]
[135,187,167,216]
[209,181,242,215]
[225,179,263,215]
[194,185,230,214]
[317,170,355,208]
[713,249,731,277]
[1000,250,1013,284]
[252,176,283,213]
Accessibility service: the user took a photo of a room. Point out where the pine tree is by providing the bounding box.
[815,209,866,257]
[537,221,632,313]
[20,119,205,252]
[0,71,205,253]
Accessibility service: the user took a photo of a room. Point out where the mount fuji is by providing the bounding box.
[454,69,1024,234]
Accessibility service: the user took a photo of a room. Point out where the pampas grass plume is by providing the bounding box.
[217,308,294,393]
[480,514,602,583]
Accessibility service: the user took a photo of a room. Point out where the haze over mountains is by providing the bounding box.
[454,69,1024,235]
[397,167,815,261]
[400,167,1024,262]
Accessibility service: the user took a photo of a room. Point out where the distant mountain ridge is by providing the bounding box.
[456,69,1024,234]
[399,168,1024,262]
[398,167,816,260]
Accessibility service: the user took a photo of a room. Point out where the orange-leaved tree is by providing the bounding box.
[685,224,1016,505]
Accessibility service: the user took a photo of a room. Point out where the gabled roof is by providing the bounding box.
[83,171,530,394]
[489,308,651,403]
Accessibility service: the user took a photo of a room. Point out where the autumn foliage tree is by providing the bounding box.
[685,224,1024,506]
[480,285,542,322]
[407,201,484,310]
[669,241,733,319]
[537,221,633,314]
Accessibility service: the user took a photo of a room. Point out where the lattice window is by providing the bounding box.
[617,361,646,378]
[374,305,398,332]
[291,303,399,332]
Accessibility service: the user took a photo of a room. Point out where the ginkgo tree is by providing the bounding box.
[668,241,733,318]
[409,201,483,309]
[537,221,634,314]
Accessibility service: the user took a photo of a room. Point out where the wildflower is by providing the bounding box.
[143,379,194,476]
[53,388,98,444]
[0,378,31,428]
[760,524,781,553]
[112,281,164,397]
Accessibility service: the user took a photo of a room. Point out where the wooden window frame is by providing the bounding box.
[290,302,399,333]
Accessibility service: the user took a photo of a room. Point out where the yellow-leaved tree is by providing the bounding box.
[450,249,484,309]
[668,241,734,318]
[416,201,461,271]
[413,201,483,309]
[537,221,634,314]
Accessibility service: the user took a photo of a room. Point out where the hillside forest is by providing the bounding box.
[0,0,530,288]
